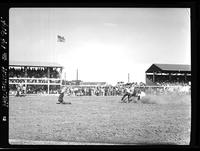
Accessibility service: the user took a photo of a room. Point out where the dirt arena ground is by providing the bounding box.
[9,94,191,145]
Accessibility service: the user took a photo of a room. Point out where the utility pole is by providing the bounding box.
[76,68,78,81]
[76,68,79,85]
[128,73,130,83]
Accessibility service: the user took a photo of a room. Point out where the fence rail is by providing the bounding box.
[9,77,61,85]
[9,81,191,95]
[9,77,61,80]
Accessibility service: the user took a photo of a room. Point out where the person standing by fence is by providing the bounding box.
[16,84,21,97]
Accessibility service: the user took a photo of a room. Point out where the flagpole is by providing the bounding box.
[57,34,66,86]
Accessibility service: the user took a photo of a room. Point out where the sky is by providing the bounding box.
[9,8,191,85]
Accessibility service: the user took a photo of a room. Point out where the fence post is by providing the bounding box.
[47,79,50,94]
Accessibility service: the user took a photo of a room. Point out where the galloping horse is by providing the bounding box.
[121,87,146,103]
[128,87,141,103]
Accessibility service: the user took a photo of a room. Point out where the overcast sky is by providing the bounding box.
[9,8,191,85]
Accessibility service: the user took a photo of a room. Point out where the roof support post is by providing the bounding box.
[47,67,50,94]
[48,81,50,94]
[47,67,50,78]
[25,67,27,78]
[184,73,187,82]
[24,67,27,94]
[145,73,147,84]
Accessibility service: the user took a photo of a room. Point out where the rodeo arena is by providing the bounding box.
[9,60,191,145]
[9,61,191,101]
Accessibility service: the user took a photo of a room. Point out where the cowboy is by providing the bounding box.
[57,86,67,104]
[121,85,131,103]
[128,84,137,102]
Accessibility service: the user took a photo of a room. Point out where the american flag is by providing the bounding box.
[57,35,65,42]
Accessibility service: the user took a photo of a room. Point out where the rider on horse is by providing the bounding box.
[121,84,136,103]
[121,83,145,103]
[128,84,138,102]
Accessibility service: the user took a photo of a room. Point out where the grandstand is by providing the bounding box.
[9,61,63,95]
[145,63,191,86]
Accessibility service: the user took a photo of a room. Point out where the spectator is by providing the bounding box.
[9,67,60,79]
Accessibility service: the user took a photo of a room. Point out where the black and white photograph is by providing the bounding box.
[8,7,191,145]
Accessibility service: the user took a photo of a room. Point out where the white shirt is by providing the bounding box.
[126,88,130,93]
[140,91,146,97]
[130,86,135,93]
[61,87,66,93]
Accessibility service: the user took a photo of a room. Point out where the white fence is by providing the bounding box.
[9,77,61,85]
[9,83,191,96]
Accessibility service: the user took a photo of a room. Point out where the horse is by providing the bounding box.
[121,87,140,103]
[127,87,141,103]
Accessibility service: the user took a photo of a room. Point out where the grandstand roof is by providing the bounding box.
[146,63,191,73]
[9,60,62,68]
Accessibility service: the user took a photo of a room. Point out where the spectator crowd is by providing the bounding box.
[146,75,191,86]
[9,81,191,96]
[9,67,191,96]
[9,67,60,78]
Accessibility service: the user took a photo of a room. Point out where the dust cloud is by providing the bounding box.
[140,94,191,105]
